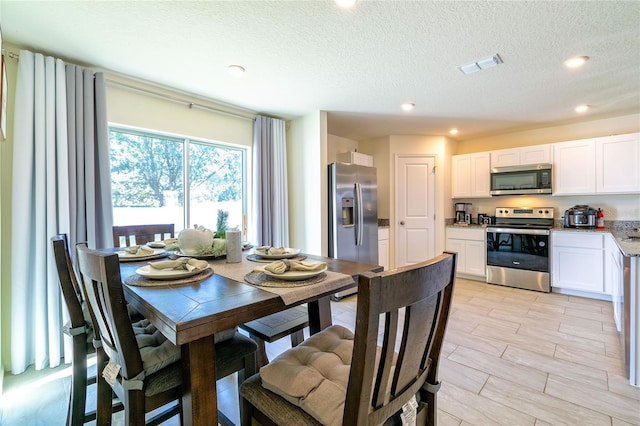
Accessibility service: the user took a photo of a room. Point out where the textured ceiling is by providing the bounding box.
[2,1,639,141]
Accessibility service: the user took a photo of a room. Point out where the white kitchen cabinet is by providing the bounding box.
[553,132,640,195]
[606,234,624,331]
[553,138,597,195]
[378,227,389,271]
[552,231,606,294]
[596,132,640,193]
[451,152,491,198]
[446,227,485,279]
[491,144,551,168]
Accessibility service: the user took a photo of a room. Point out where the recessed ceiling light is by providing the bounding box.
[227,65,245,76]
[564,56,589,69]
[401,102,415,112]
[335,0,358,7]
[449,128,459,135]
[575,104,590,113]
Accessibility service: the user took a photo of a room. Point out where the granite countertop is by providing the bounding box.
[445,221,640,257]
[552,225,640,257]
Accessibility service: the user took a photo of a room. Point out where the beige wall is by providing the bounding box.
[106,75,255,147]
[327,134,358,165]
[359,136,391,220]
[456,113,640,153]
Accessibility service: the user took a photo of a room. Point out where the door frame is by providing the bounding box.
[393,154,437,268]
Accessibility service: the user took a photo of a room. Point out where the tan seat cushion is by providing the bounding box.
[259,325,354,426]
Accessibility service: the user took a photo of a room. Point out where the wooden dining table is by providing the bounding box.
[119,252,382,426]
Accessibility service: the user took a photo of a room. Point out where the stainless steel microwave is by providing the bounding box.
[490,164,552,195]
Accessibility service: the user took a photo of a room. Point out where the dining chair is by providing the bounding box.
[112,224,175,247]
[239,252,457,426]
[239,304,309,368]
[51,234,125,425]
[75,243,258,426]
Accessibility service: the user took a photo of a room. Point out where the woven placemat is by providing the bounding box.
[124,268,214,287]
[246,254,307,263]
[244,271,326,287]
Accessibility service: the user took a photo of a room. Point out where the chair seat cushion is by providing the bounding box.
[133,319,181,376]
[259,325,354,426]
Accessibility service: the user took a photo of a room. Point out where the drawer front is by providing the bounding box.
[446,227,485,241]
[553,231,604,248]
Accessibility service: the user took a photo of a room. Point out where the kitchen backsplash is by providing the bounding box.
[450,194,639,222]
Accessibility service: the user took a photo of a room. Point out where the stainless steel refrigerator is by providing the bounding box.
[328,162,378,300]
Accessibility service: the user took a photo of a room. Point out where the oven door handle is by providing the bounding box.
[489,227,550,236]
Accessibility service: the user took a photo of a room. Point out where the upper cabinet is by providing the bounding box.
[554,132,639,195]
[596,133,640,194]
[452,152,491,198]
[491,144,551,168]
[553,138,597,194]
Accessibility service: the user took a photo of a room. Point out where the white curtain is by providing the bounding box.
[10,50,113,374]
[253,115,289,247]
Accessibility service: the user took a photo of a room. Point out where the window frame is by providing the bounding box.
[108,124,249,233]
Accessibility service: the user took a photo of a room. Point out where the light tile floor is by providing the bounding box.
[2,278,639,425]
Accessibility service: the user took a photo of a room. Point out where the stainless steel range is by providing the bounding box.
[486,207,554,292]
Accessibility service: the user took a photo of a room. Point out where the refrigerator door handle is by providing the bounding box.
[356,182,363,246]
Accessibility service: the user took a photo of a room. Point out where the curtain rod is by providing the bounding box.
[105,78,256,122]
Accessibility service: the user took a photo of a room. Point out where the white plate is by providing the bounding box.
[262,264,327,281]
[117,248,166,261]
[252,248,301,259]
[135,265,208,280]
[146,241,166,248]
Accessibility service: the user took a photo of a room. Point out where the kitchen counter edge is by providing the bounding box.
[445,223,640,257]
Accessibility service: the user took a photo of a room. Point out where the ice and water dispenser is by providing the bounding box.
[341,197,354,226]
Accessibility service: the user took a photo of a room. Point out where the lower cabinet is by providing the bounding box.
[378,227,389,271]
[552,231,606,295]
[606,235,624,331]
[446,227,486,279]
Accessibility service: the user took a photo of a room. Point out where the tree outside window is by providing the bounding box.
[109,128,246,233]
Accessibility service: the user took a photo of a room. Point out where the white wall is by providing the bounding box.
[287,111,328,256]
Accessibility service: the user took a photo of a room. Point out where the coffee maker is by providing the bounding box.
[455,203,468,224]
[455,203,473,224]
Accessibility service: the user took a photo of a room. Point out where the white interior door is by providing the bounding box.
[396,155,436,267]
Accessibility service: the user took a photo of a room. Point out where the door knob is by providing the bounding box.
[400,221,405,225]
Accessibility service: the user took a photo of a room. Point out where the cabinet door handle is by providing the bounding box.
[400,221,405,225]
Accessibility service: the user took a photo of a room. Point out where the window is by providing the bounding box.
[109,127,247,234]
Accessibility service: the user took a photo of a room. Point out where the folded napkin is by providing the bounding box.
[256,246,288,256]
[264,259,326,274]
[148,258,209,272]
[121,245,155,256]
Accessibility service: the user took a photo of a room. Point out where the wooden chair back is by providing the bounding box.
[112,224,175,247]
[76,243,184,425]
[52,234,93,425]
[344,251,457,425]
